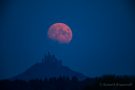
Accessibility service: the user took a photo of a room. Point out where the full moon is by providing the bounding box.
[48,23,72,44]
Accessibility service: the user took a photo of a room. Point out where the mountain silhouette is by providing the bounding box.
[12,52,87,80]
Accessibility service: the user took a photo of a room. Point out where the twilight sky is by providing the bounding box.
[0,0,135,79]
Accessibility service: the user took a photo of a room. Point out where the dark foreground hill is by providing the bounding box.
[12,52,86,80]
[1,75,135,90]
[2,53,134,90]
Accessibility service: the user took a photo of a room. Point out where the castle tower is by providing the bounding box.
[42,52,62,66]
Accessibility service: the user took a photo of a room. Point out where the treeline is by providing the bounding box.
[0,75,135,90]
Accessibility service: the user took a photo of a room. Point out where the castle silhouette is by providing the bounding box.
[42,52,62,66]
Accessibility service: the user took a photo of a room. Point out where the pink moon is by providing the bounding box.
[48,23,72,44]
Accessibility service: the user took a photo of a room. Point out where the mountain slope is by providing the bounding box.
[12,53,87,80]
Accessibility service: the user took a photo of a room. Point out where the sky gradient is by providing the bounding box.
[0,0,135,79]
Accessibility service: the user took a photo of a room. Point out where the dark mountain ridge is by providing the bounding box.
[12,52,87,80]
